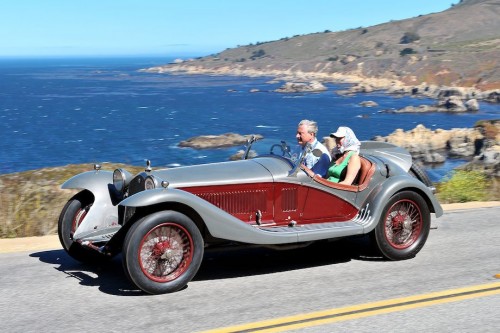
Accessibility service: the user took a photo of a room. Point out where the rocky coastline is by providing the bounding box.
[141,63,500,105]
[372,122,500,177]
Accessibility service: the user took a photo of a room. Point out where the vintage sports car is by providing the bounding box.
[58,138,442,294]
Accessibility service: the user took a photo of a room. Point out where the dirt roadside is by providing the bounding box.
[1,201,499,254]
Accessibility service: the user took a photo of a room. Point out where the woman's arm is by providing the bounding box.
[339,153,361,185]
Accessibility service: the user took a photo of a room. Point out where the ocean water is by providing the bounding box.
[1,57,499,181]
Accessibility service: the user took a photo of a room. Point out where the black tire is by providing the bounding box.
[409,162,433,187]
[57,192,100,263]
[373,191,430,260]
[123,211,204,294]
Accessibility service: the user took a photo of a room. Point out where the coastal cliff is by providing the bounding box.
[143,0,500,99]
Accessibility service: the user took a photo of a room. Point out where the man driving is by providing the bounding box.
[296,119,331,177]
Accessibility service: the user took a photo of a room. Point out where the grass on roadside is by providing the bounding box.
[0,163,144,238]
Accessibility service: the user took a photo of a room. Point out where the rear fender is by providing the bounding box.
[360,141,412,172]
[61,171,119,239]
[360,175,443,233]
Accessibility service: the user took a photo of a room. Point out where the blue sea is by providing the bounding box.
[1,57,500,181]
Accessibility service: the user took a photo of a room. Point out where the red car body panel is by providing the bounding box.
[182,182,359,226]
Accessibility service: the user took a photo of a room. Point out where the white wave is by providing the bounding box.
[142,138,165,142]
[256,125,279,128]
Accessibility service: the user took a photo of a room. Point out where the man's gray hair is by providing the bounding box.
[298,119,318,135]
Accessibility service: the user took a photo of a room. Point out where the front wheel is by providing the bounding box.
[123,211,204,294]
[372,191,430,260]
[57,191,100,262]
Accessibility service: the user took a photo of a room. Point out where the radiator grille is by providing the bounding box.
[128,174,146,196]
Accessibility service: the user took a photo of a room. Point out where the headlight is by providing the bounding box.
[113,168,132,193]
[145,175,158,190]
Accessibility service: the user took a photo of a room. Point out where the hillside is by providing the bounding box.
[146,0,500,92]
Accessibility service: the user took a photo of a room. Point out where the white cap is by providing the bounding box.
[330,126,348,138]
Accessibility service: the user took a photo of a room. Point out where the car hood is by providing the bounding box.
[149,157,292,188]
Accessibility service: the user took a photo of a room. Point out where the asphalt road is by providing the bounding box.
[1,206,499,333]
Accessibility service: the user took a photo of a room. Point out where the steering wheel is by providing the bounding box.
[270,141,292,158]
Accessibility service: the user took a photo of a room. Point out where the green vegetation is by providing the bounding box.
[437,170,489,203]
[400,48,417,56]
[250,49,266,60]
[400,32,420,44]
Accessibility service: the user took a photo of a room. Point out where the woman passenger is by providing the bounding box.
[327,126,361,185]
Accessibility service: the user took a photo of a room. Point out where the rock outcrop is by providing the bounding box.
[275,81,327,93]
[373,124,482,161]
[386,97,480,113]
[359,101,378,107]
[179,133,263,149]
[373,122,500,176]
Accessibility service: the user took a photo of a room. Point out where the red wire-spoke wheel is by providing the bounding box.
[57,191,98,263]
[124,211,204,294]
[384,199,422,249]
[138,223,193,283]
[71,206,89,239]
[373,191,431,260]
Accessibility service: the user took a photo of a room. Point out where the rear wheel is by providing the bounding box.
[123,211,204,294]
[373,191,430,260]
[57,192,99,262]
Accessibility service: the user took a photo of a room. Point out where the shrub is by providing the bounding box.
[437,170,488,203]
[475,120,499,140]
[400,48,417,56]
[400,32,420,44]
[250,49,266,60]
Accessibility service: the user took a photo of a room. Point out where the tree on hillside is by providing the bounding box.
[400,32,420,44]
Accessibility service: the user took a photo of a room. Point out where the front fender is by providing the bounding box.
[120,188,300,245]
[61,171,119,239]
[361,175,443,233]
[62,170,114,191]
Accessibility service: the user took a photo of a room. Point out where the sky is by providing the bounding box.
[0,0,458,58]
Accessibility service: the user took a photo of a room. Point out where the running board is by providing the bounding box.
[258,221,365,243]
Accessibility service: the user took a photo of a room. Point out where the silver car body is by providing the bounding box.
[62,141,442,246]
